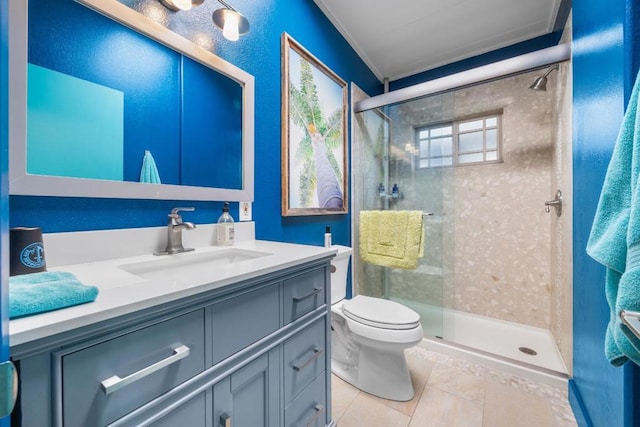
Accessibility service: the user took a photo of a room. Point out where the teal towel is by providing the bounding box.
[587,69,640,366]
[10,271,99,319]
[139,150,161,184]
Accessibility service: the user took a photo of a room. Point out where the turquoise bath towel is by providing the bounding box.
[10,271,99,319]
[139,150,161,184]
[587,70,640,366]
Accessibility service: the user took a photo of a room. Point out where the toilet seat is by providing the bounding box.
[342,295,421,330]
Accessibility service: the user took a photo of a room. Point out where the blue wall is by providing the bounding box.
[10,0,382,248]
[571,0,638,425]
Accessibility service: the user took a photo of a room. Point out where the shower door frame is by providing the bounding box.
[354,44,571,113]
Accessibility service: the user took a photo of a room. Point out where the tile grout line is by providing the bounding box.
[335,388,361,425]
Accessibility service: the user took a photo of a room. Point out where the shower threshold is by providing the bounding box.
[420,336,569,389]
[390,297,569,386]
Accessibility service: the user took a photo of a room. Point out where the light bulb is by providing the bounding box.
[174,0,192,10]
[222,13,240,41]
[160,0,192,11]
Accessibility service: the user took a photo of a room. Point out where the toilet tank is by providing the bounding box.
[330,245,352,304]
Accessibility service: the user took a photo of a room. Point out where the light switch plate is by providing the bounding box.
[239,201,252,221]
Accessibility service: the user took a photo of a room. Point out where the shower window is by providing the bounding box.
[416,113,502,168]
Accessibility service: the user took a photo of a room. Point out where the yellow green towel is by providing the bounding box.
[359,210,424,270]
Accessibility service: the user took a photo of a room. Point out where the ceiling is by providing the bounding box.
[313,0,564,82]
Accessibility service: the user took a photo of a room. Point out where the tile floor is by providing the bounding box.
[331,343,577,427]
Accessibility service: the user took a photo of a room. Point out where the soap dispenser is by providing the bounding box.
[217,202,235,246]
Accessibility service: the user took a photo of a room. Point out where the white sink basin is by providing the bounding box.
[118,248,272,281]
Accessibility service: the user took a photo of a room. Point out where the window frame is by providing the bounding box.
[414,112,503,169]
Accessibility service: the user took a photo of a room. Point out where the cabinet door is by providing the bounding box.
[213,349,280,427]
[149,392,206,427]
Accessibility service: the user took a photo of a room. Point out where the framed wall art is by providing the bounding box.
[281,33,348,216]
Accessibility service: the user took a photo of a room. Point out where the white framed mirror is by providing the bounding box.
[9,0,254,201]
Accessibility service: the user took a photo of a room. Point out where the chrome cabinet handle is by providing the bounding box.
[100,345,190,395]
[293,347,323,372]
[219,412,231,427]
[293,288,321,303]
[299,404,323,427]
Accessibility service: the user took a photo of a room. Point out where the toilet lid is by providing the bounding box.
[342,295,421,330]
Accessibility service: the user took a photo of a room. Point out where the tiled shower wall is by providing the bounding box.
[450,70,555,329]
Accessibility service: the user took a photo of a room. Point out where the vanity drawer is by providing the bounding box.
[211,282,280,365]
[61,309,205,427]
[283,267,326,324]
[283,317,326,404]
[284,374,327,427]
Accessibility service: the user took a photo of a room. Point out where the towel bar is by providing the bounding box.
[620,310,640,340]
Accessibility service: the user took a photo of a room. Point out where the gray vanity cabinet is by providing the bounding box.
[10,258,334,427]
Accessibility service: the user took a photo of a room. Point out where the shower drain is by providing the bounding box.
[518,347,538,356]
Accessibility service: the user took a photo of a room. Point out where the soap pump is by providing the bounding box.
[217,202,235,246]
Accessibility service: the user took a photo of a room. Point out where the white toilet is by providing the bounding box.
[330,245,423,401]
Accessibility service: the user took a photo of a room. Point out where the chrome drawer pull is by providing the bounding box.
[293,348,323,372]
[293,288,321,303]
[219,412,231,427]
[299,404,323,427]
[100,345,191,395]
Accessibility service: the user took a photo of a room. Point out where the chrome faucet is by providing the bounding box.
[155,207,196,255]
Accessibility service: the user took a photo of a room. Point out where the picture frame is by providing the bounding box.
[281,33,348,216]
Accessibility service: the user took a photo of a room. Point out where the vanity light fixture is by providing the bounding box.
[212,0,250,41]
[158,0,249,42]
[159,0,204,12]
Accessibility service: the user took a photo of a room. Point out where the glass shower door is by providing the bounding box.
[352,93,455,340]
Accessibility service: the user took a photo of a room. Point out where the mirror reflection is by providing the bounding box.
[27,0,243,189]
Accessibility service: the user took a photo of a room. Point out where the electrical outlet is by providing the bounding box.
[239,201,252,221]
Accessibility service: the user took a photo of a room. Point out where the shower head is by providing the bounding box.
[529,64,560,91]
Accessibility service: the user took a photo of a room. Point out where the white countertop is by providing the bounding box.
[10,240,337,348]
